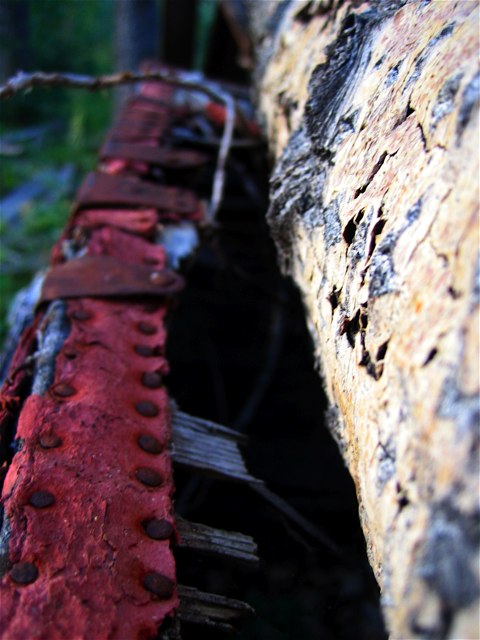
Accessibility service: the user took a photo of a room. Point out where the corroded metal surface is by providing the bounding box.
[74,172,203,221]
[0,64,227,639]
[40,255,184,303]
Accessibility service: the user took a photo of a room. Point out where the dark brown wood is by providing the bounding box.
[178,585,254,632]
[176,516,258,565]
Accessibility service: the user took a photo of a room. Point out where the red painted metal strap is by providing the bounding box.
[74,172,203,222]
[39,255,185,304]
[100,141,208,169]
[1,199,179,637]
[74,208,158,237]
[0,295,177,639]
[0,61,231,638]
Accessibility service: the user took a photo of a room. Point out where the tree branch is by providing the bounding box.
[0,70,237,220]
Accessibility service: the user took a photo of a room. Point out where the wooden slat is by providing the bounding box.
[176,516,258,565]
[178,585,254,632]
[171,410,262,484]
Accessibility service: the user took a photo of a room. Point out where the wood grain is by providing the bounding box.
[250,1,480,637]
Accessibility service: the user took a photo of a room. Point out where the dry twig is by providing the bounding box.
[0,70,237,220]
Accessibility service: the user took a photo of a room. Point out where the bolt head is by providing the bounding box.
[29,491,55,508]
[11,562,38,585]
[135,467,164,487]
[142,571,174,598]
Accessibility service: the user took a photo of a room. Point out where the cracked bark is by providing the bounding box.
[248,1,480,638]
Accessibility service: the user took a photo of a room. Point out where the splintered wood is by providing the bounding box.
[250,1,480,638]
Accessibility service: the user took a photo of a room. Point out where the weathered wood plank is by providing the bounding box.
[176,516,259,565]
[171,409,260,483]
[178,584,254,632]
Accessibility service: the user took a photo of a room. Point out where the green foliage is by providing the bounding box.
[193,0,219,70]
[0,196,71,339]
[2,0,114,125]
[1,0,115,343]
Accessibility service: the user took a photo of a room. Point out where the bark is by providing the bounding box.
[248,1,480,638]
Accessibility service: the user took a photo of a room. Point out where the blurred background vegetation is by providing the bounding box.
[0,0,115,339]
[0,0,226,341]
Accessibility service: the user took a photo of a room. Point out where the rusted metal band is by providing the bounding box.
[39,255,184,303]
[74,172,202,217]
[100,141,208,169]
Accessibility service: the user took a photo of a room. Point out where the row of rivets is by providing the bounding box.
[10,488,56,584]
[135,318,163,456]
[133,317,175,598]
[10,309,173,595]
[136,309,173,599]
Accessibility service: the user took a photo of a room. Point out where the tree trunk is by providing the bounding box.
[248,1,480,638]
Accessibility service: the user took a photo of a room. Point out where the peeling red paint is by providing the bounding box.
[0,68,187,640]
[0,62,261,638]
[1,243,178,640]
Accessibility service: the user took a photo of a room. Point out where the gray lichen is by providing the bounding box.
[0,509,11,578]
[31,300,70,396]
[430,74,463,131]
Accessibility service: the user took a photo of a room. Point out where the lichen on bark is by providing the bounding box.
[251,0,480,637]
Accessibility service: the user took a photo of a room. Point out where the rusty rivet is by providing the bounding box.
[142,571,175,598]
[141,371,163,389]
[39,434,62,449]
[11,562,38,585]
[52,383,76,398]
[29,491,55,508]
[71,309,92,321]
[138,434,162,454]
[135,401,159,417]
[138,322,157,335]
[135,467,164,487]
[142,518,173,540]
[134,345,156,357]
